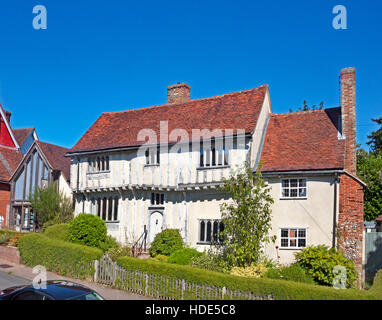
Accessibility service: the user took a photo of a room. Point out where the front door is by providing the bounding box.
[149,211,163,244]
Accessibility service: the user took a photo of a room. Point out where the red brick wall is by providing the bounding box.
[0,246,21,264]
[338,173,364,287]
[340,68,357,175]
[0,182,10,228]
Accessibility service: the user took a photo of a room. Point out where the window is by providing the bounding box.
[88,156,110,173]
[151,193,164,206]
[200,138,228,168]
[198,219,224,244]
[145,147,160,165]
[280,228,307,249]
[281,178,307,198]
[93,196,119,222]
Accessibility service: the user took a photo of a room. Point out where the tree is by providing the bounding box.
[367,117,382,154]
[289,100,324,113]
[29,182,73,230]
[357,150,382,221]
[218,162,275,267]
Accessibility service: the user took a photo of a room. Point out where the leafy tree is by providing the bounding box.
[219,162,275,267]
[357,151,382,221]
[367,117,382,154]
[29,182,73,230]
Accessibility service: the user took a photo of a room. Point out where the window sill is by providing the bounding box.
[149,206,165,210]
[144,164,160,167]
[87,170,111,175]
[197,165,230,170]
[280,197,307,200]
[105,221,120,224]
[197,242,224,246]
[278,247,305,251]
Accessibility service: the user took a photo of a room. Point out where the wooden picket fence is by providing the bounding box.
[94,255,273,300]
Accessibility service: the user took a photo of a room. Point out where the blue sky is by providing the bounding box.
[0,0,380,149]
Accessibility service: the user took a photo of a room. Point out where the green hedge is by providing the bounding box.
[43,223,69,241]
[18,233,103,279]
[117,256,382,300]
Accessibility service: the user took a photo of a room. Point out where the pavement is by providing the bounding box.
[0,258,151,300]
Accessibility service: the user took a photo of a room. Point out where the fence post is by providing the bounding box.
[181,279,185,300]
[94,260,99,282]
[145,274,149,296]
[222,286,226,300]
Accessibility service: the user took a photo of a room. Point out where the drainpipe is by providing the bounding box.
[332,172,339,249]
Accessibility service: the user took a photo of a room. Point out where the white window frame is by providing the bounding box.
[280,178,308,199]
[88,156,110,173]
[145,147,160,166]
[150,193,164,206]
[199,138,229,168]
[279,227,308,250]
[92,196,119,223]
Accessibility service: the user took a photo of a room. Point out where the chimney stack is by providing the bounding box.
[5,111,11,123]
[340,67,357,175]
[167,83,190,104]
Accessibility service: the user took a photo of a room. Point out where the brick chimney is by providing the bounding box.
[5,111,11,123]
[340,67,357,175]
[167,83,190,104]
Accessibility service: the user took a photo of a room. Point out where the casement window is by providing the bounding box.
[93,196,119,222]
[88,156,109,173]
[198,219,225,244]
[280,228,307,249]
[281,178,307,198]
[151,193,164,206]
[200,138,229,168]
[145,147,160,165]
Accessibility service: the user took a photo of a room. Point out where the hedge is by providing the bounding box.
[43,223,69,241]
[18,233,103,279]
[117,256,382,300]
[0,229,27,247]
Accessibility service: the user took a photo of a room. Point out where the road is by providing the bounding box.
[0,270,30,291]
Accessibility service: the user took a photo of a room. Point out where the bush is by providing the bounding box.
[149,229,184,257]
[167,248,203,265]
[0,233,10,245]
[107,246,132,261]
[117,256,379,300]
[150,254,168,263]
[295,245,358,288]
[266,263,316,285]
[99,235,119,253]
[230,264,268,278]
[43,223,69,241]
[67,213,107,248]
[190,253,230,273]
[18,233,103,279]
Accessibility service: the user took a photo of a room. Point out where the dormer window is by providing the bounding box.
[88,156,109,173]
[200,138,228,168]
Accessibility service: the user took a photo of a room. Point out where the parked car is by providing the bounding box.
[0,280,104,300]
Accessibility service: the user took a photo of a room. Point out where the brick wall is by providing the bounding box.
[167,83,190,104]
[338,173,364,287]
[0,246,21,264]
[0,182,10,227]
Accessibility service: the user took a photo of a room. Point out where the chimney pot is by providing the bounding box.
[167,83,190,104]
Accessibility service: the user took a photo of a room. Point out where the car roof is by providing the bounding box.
[7,280,95,300]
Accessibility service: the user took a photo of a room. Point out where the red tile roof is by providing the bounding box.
[68,85,268,153]
[13,128,34,146]
[0,147,23,182]
[260,108,345,172]
[37,141,71,182]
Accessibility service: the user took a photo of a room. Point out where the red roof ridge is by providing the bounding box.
[270,106,340,117]
[103,84,269,115]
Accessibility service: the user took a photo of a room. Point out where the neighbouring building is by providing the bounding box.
[66,68,365,281]
[0,104,72,230]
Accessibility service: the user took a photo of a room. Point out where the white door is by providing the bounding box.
[150,211,163,243]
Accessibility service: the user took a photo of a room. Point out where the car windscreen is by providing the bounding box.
[69,292,104,300]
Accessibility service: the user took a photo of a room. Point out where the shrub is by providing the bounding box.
[0,233,10,245]
[99,235,119,253]
[0,229,26,247]
[107,246,132,261]
[295,245,358,288]
[167,248,203,265]
[43,223,69,241]
[150,254,168,263]
[117,256,379,300]
[190,253,230,273]
[149,229,183,257]
[230,264,268,278]
[67,213,107,248]
[18,233,103,279]
[266,263,316,285]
